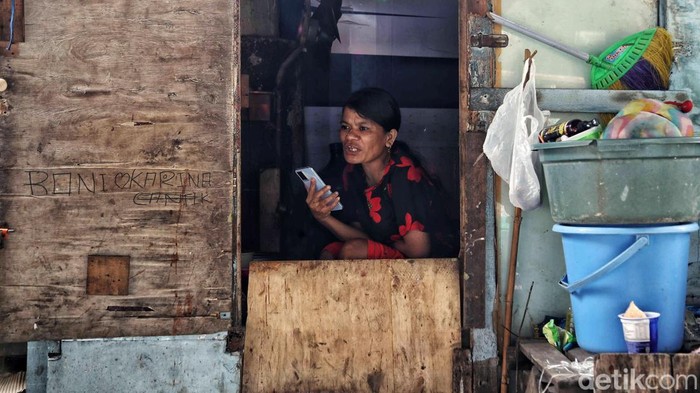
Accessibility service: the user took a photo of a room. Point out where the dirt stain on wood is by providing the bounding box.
[366,370,384,393]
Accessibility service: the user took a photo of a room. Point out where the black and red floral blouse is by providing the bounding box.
[335,150,458,258]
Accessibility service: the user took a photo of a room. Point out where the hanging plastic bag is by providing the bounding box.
[483,57,547,210]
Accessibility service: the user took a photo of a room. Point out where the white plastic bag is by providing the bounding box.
[483,57,547,210]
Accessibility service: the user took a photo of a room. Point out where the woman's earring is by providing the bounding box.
[387,144,392,153]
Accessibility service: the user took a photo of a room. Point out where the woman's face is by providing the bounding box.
[339,107,395,166]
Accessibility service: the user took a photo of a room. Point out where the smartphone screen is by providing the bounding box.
[295,167,343,211]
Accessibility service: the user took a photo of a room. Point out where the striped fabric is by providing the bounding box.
[0,371,25,393]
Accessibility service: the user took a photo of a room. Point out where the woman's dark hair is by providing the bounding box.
[343,87,401,132]
[344,87,443,189]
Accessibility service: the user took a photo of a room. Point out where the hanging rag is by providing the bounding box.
[483,56,547,210]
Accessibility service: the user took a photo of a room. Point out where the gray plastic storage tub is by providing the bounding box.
[532,137,700,224]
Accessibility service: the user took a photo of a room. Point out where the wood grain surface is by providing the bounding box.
[0,0,236,341]
[243,259,461,393]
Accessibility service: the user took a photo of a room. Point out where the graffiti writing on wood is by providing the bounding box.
[24,170,215,206]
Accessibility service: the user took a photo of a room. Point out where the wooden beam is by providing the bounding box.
[461,130,487,330]
[462,1,499,392]
[460,0,491,332]
[470,88,691,112]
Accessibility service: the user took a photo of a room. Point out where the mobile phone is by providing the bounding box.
[295,166,343,211]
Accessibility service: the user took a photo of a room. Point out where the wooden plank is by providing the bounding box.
[453,348,473,393]
[672,354,700,393]
[565,347,595,363]
[519,340,584,391]
[0,0,235,341]
[563,347,595,391]
[242,259,461,393]
[461,131,487,330]
[594,354,672,393]
[473,357,500,393]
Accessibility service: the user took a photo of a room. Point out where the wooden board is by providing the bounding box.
[0,1,236,341]
[242,259,461,393]
[518,341,700,393]
[672,354,700,393]
[594,354,672,393]
[519,340,586,392]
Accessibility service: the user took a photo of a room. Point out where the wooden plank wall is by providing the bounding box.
[0,1,236,342]
[242,259,461,393]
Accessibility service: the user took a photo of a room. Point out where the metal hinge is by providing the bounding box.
[470,33,508,48]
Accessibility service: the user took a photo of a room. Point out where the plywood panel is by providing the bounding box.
[672,354,700,393]
[243,259,461,393]
[0,0,236,341]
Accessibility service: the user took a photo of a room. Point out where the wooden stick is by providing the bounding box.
[500,207,522,393]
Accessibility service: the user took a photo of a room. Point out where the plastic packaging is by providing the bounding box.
[483,58,547,210]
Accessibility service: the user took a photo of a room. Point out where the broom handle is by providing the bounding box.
[487,12,592,63]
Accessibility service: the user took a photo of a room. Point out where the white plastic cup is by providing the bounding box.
[618,311,660,354]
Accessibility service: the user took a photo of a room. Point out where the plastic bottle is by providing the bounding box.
[538,119,600,143]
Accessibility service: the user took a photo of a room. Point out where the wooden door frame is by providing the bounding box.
[231,0,498,387]
[459,0,499,391]
[233,0,243,330]
[460,0,491,333]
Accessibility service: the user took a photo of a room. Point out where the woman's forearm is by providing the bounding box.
[317,216,369,241]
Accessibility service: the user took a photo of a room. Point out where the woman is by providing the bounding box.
[305,87,457,259]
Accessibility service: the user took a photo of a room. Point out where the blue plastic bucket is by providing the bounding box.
[554,222,699,353]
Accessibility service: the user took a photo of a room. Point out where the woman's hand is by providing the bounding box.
[305,178,341,221]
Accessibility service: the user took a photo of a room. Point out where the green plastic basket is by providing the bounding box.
[533,138,700,224]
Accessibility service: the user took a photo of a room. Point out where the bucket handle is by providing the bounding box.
[559,235,650,293]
